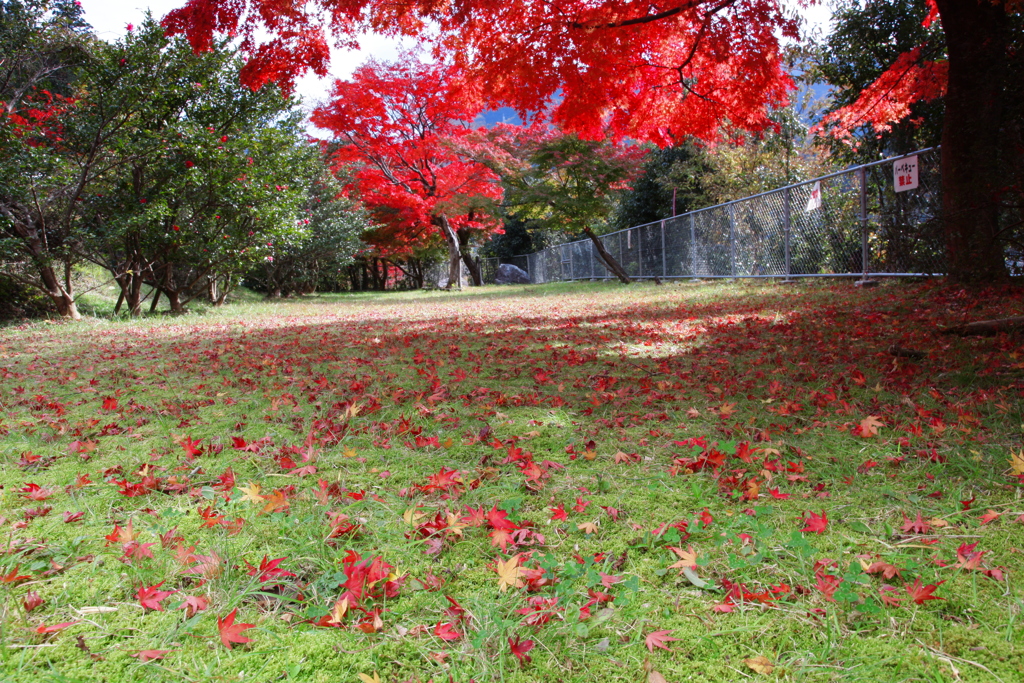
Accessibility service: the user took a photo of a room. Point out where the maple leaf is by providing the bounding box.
[508,635,534,665]
[137,582,176,611]
[645,629,680,652]
[132,650,171,662]
[857,415,884,438]
[433,620,461,641]
[717,402,738,419]
[180,595,209,618]
[905,577,944,605]
[549,504,568,521]
[0,565,32,584]
[357,673,382,683]
[490,528,515,553]
[260,489,289,514]
[245,556,296,583]
[495,554,524,592]
[979,509,1001,525]
[878,584,902,607]
[901,512,931,534]
[667,546,699,571]
[577,521,599,535]
[486,506,517,531]
[35,620,80,635]
[238,482,262,504]
[800,510,828,534]
[216,608,255,649]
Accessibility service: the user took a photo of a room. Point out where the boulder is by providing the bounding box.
[495,263,531,284]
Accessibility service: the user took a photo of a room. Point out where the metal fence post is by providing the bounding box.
[637,228,643,279]
[729,204,737,277]
[690,214,697,277]
[661,220,667,278]
[855,166,877,287]
[783,188,793,282]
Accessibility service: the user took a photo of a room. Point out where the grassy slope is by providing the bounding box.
[0,280,1022,683]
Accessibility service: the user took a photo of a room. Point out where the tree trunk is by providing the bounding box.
[166,289,184,314]
[149,288,162,313]
[935,0,1010,283]
[38,262,81,319]
[434,215,462,290]
[461,253,482,286]
[456,227,483,285]
[583,227,632,284]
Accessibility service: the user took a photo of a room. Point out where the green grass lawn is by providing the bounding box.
[1,280,1023,682]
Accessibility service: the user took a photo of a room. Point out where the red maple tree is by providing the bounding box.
[163,0,797,146]
[310,56,503,288]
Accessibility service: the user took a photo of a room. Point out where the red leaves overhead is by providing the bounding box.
[164,0,797,146]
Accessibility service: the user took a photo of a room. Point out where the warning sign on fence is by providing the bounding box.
[893,155,919,192]
[805,181,822,211]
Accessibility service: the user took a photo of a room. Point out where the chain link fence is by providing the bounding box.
[462,148,944,286]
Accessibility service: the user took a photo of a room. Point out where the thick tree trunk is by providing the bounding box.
[583,227,632,284]
[166,289,184,314]
[935,0,1010,283]
[434,215,462,290]
[456,227,483,286]
[38,262,80,319]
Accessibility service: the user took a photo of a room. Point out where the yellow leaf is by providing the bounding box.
[357,672,382,683]
[718,402,738,418]
[328,597,349,625]
[744,655,774,674]
[402,507,426,525]
[239,482,262,504]
[583,448,597,461]
[1010,450,1024,476]
[342,446,358,458]
[577,521,599,535]
[495,554,524,592]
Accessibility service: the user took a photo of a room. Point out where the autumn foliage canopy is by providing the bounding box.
[163,0,800,145]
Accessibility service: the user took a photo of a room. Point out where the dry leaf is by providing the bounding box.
[495,555,524,592]
[1010,450,1024,476]
[744,655,774,674]
[667,545,698,570]
[238,482,262,504]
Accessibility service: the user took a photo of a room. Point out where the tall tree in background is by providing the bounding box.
[0,0,93,317]
[311,56,503,289]
[481,126,646,283]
